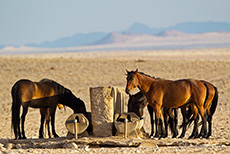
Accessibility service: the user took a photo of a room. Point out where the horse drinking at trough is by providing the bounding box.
[125,69,210,138]
[128,91,178,138]
[11,78,88,139]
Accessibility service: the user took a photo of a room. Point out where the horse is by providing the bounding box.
[128,80,218,139]
[43,104,64,138]
[179,80,218,138]
[11,78,89,139]
[128,91,178,138]
[125,69,209,138]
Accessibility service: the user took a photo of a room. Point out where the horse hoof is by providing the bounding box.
[188,135,195,139]
[172,135,177,138]
[19,136,26,140]
[194,135,200,139]
[202,134,209,138]
[54,134,59,138]
[161,134,167,138]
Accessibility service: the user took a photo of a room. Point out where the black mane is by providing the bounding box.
[128,71,156,79]
[40,78,69,94]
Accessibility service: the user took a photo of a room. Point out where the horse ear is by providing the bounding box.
[126,69,129,75]
[135,68,138,74]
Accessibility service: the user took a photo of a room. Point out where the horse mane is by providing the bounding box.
[138,72,156,79]
[40,78,69,94]
[129,71,157,79]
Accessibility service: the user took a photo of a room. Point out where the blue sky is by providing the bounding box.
[1,0,230,45]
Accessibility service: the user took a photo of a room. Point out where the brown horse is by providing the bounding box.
[179,80,218,138]
[128,91,178,138]
[128,81,218,139]
[43,104,64,138]
[125,69,209,138]
[11,78,88,139]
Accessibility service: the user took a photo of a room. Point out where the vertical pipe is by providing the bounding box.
[74,119,78,139]
[124,118,128,138]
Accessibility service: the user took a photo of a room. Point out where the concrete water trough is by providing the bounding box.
[65,113,89,139]
[114,112,144,138]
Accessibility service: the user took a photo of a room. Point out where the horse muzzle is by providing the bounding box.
[125,88,130,94]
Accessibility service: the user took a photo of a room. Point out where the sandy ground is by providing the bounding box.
[0,48,230,153]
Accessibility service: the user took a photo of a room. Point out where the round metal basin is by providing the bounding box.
[114,112,144,134]
[65,113,89,134]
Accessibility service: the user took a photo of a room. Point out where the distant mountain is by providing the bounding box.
[124,23,162,34]
[2,21,230,50]
[92,32,140,44]
[26,21,230,48]
[27,32,107,48]
[91,30,230,50]
[124,21,230,34]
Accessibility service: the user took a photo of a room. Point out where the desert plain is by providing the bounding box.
[0,48,230,153]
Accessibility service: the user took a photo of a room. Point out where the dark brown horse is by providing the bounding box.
[43,104,64,138]
[125,69,209,138]
[128,91,178,138]
[11,78,88,139]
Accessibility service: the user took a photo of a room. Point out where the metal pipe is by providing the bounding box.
[74,119,78,139]
[124,118,127,138]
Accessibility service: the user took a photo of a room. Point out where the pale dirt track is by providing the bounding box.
[0,48,230,153]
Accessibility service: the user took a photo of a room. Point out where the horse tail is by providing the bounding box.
[198,85,219,127]
[11,82,21,139]
[179,105,193,129]
[210,86,218,116]
[203,82,209,108]
[180,115,194,129]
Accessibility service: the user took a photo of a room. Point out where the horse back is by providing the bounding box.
[12,79,57,106]
[12,79,36,103]
[32,81,56,99]
[156,79,192,108]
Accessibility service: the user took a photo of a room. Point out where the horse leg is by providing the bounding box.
[49,107,59,138]
[46,118,52,138]
[159,114,165,138]
[173,108,178,138]
[39,108,47,138]
[44,108,52,138]
[168,108,178,138]
[189,115,199,139]
[21,106,28,139]
[147,105,154,137]
[199,109,212,138]
[163,108,169,138]
[207,110,212,138]
[198,107,208,138]
[188,105,199,139]
[179,106,188,138]
[17,117,21,139]
[154,105,165,139]
[198,111,209,138]
[154,112,160,138]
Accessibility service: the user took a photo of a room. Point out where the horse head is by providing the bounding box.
[60,89,87,114]
[128,91,148,117]
[125,69,139,94]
